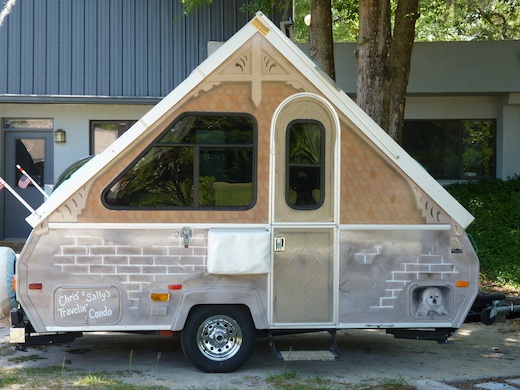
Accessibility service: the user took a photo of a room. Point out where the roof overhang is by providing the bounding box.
[0,94,161,104]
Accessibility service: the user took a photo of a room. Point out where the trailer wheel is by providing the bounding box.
[480,307,496,326]
[0,247,17,318]
[181,305,256,373]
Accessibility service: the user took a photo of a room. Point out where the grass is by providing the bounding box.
[0,372,18,388]
[445,176,520,293]
[0,365,416,390]
[265,370,413,389]
[0,366,169,390]
[266,369,300,386]
[74,373,166,389]
[381,377,415,390]
[8,354,47,363]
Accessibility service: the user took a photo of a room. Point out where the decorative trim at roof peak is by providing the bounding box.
[195,34,302,107]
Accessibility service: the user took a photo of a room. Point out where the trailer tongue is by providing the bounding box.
[465,291,520,325]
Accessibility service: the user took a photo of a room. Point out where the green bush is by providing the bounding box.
[445,176,520,292]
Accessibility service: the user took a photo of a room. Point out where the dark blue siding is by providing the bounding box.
[72,0,86,94]
[97,0,110,96]
[58,0,72,95]
[123,0,136,96]
[33,0,47,94]
[84,0,97,96]
[6,2,21,93]
[46,0,59,95]
[20,0,34,94]
[0,0,282,99]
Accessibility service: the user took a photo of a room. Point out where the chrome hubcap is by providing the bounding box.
[197,315,243,361]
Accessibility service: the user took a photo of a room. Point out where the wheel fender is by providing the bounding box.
[171,287,267,331]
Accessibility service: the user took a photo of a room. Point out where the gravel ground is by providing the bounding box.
[0,317,519,389]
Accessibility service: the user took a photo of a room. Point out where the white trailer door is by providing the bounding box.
[270,94,339,326]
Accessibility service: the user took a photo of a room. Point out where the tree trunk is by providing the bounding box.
[387,0,419,142]
[356,0,392,130]
[309,0,335,80]
[357,0,419,143]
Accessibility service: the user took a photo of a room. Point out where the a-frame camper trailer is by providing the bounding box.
[1,13,514,373]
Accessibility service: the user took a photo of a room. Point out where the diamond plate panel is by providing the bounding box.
[273,229,333,323]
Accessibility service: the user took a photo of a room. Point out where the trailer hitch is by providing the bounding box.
[481,298,520,325]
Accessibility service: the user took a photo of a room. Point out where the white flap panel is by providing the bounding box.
[208,229,270,274]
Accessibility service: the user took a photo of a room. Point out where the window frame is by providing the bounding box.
[285,119,325,210]
[402,119,496,181]
[102,112,258,211]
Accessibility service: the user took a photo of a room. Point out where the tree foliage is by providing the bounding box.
[416,0,520,41]
[294,0,359,42]
[181,0,518,143]
[291,0,520,42]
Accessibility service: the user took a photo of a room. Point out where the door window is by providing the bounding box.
[4,118,53,130]
[15,139,45,187]
[286,120,324,209]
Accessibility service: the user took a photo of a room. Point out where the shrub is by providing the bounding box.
[445,176,520,292]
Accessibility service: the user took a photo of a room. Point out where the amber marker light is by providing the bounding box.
[12,275,16,292]
[456,280,469,288]
[150,292,170,302]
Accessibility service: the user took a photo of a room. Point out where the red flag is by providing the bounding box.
[18,174,31,189]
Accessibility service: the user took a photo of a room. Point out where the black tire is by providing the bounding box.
[480,307,496,326]
[0,247,17,318]
[181,305,256,373]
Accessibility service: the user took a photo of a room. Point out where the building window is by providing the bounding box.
[104,113,256,209]
[286,120,325,209]
[3,118,53,130]
[90,120,136,154]
[402,120,496,180]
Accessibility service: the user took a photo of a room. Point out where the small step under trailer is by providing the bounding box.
[1,13,518,373]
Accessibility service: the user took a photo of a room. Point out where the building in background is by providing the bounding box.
[0,0,289,239]
[1,0,519,239]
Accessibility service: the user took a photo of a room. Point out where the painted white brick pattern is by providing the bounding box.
[53,231,208,304]
[351,247,460,310]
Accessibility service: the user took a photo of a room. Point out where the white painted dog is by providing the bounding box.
[416,287,449,317]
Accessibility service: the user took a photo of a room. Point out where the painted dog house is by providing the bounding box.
[9,13,479,372]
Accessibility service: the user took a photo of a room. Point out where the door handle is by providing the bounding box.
[274,236,285,252]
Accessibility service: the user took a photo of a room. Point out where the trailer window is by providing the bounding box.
[286,120,324,209]
[103,114,256,209]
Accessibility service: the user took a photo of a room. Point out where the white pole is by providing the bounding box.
[16,164,49,199]
[0,177,36,214]
[0,0,17,27]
